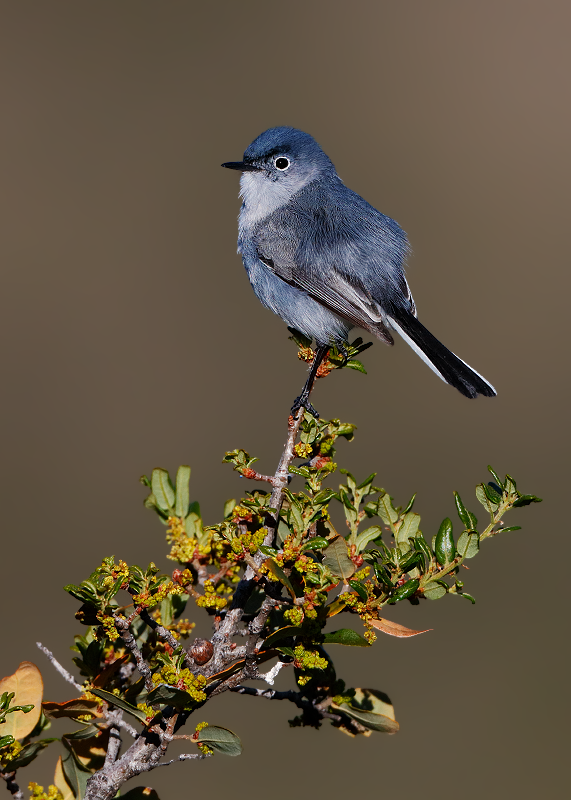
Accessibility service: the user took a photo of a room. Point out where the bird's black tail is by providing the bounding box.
[386,306,496,399]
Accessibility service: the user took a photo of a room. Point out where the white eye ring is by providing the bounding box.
[274,156,290,171]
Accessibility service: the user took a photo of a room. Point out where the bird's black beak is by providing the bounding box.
[221,161,261,172]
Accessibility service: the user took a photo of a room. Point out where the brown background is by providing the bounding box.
[1,1,568,797]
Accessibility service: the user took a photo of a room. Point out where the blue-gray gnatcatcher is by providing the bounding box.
[222,127,496,414]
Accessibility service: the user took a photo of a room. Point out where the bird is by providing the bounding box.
[222,127,496,415]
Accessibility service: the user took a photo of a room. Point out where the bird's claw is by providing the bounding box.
[290,394,319,420]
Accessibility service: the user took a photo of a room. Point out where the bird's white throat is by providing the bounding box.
[238,172,293,233]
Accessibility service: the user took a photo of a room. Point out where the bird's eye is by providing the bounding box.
[275,157,290,170]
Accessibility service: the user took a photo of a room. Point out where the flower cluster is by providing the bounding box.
[195,579,228,611]
[152,666,207,703]
[132,580,184,610]
[293,644,329,686]
[28,784,63,800]
[0,740,22,767]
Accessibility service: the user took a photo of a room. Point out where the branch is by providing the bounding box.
[263,410,305,551]
[36,642,84,693]
[210,408,306,669]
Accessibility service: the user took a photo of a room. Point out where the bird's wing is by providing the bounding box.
[256,251,394,344]
[251,179,416,344]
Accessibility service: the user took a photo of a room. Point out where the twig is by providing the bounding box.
[154,753,210,767]
[230,685,300,701]
[258,660,284,686]
[112,717,138,739]
[112,615,154,693]
[36,642,83,693]
[138,610,200,675]
[104,712,122,766]
[240,468,276,486]
[0,771,24,800]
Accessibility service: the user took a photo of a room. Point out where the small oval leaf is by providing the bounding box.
[151,468,175,512]
[434,518,455,566]
[175,465,191,518]
[322,535,355,579]
[197,725,242,756]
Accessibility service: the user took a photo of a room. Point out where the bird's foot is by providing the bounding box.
[336,342,349,367]
[290,393,319,419]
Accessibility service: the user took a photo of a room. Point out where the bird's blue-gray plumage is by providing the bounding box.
[222,126,495,399]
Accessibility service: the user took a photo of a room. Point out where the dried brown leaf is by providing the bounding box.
[370,618,432,638]
[0,661,43,739]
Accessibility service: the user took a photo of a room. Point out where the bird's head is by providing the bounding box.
[222,127,336,210]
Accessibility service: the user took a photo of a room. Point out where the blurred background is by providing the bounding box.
[1,1,568,797]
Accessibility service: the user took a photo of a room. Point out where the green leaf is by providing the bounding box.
[487,466,504,490]
[512,494,542,508]
[223,498,237,518]
[301,537,329,552]
[151,468,175,512]
[159,596,174,628]
[276,518,291,547]
[423,584,447,600]
[175,465,191,518]
[500,526,522,532]
[62,739,91,800]
[197,725,242,756]
[484,483,502,503]
[414,534,433,565]
[261,626,301,650]
[403,493,416,514]
[373,562,392,587]
[63,724,101,740]
[275,646,295,658]
[504,474,517,495]
[263,559,296,598]
[9,739,57,769]
[434,518,455,566]
[321,629,370,647]
[457,531,480,559]
[357,473,377,491]
[453,492,472,528]
[0,735,15,748]
[396,512,420,550]
[459,592,476,604]
[476,483,499,514]
[259,545,278,557]
[377,493,398,529]
[334,688,399,734]
[348,580,368,601]
[288,327,313,349]
[345,359,367,373]
[288,465,311,478]
[322,535,355,579]
[89,688,147,723]
[389,578,419,603]
[355,526,383,553]
[146,685,193,709]
[288,501,305,536]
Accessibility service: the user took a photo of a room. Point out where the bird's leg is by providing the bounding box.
[290,344,329,419]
